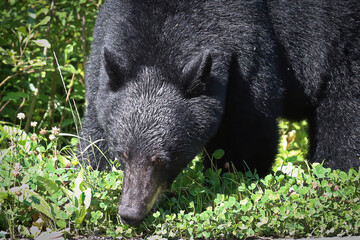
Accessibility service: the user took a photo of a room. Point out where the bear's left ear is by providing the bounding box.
[181,50,212,98]
[102,47,126,91]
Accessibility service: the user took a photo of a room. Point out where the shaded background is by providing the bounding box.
[0,0,101,139]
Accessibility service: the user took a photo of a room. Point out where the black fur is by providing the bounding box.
[79,0,360,226]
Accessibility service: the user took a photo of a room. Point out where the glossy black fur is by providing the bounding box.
[79,0,360,226]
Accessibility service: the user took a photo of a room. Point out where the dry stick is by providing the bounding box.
[53,51,77,134]
[24,0,55,132]
[54,52,80,136]
[71,98,81,135]
[53,52,68,97]
[0,75,16,88]
[59,73,75,129]
[53,50,82,137]
[0,101,10,112]
[0,67,35,88]
[49,50,59,128]
[16,89,26,114]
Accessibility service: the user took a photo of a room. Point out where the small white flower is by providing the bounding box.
[51,126,60,135]
[9,184,29,202]
[12,162,22,176]
[30,121,38,127]
[49,134,56,141]
[30,133,38,141]
[17,113,25,120]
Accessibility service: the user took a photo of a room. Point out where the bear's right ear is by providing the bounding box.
[181,50,212,98]
[102,47,125,91]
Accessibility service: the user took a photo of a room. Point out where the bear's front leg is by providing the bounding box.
[310,98,360,171]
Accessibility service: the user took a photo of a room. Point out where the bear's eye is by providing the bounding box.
[150,155,167,166]
[118,152,129,161]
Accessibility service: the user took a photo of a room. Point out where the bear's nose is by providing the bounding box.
[120,215,142,226]
[119,206,145,227]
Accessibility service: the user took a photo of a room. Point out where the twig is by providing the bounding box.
[53,51,68,96]
[0,66,34,88]
[49,51,59,127]
[59,73,75,129]
[54,52,79,135]
[0,101,10,112]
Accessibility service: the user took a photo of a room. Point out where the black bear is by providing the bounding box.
[79,0,360,226]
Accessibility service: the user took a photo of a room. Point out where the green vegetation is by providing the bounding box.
[1,116,360,239]
[0,0,100,135]
[1,1,359,239]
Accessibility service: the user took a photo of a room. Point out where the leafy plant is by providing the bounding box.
[1,113,360,239]
[0,0,101,136]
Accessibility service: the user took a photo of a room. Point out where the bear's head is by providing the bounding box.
[98,47,223,226]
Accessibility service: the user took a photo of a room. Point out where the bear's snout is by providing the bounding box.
[118,205,145,227]
[118,167,167,226]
